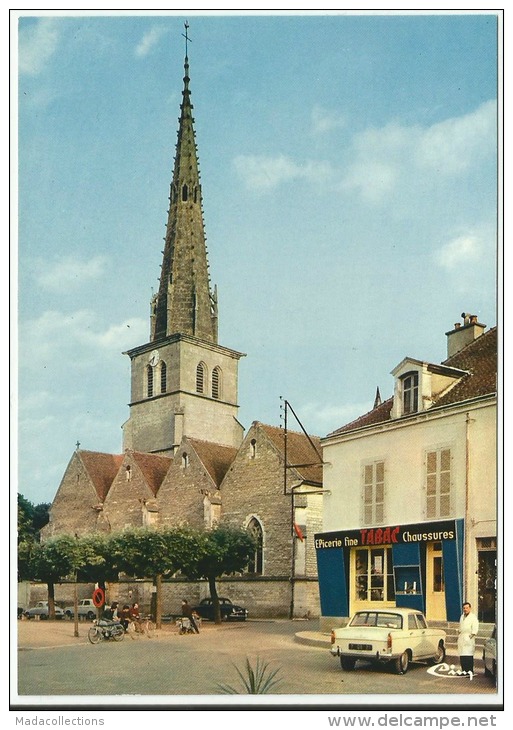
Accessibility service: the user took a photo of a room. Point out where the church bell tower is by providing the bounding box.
[123,31,245,455]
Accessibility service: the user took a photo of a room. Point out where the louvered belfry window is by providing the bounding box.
[196,362,205,393]
[212,366,221,400]
[160,361,167,393]
[362,461,385,525]
[426,448,451,518]
[147,365,154,398]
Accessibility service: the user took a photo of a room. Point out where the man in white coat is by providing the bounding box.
[458,601,479,673]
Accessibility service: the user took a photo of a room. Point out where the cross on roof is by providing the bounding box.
[182,21,191,56]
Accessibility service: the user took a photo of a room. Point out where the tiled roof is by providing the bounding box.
[327,398,394,438]
[326,327,497,438]
[187,438,238,488]
[258,422,323,486]
[436,326,497,406]
[131,451,173,495]
[79,451,124,502]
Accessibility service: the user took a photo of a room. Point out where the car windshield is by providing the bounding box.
[349,612,403,629]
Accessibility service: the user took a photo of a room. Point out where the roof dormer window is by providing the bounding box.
[402,371,419,415]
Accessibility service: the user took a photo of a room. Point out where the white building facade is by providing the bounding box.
[315,315,497,627]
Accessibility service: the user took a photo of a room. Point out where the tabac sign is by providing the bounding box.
[314,519,457,549]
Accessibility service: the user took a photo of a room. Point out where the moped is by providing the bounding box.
[88,619,125,644]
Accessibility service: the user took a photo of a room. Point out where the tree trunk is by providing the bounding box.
[47,582,56,619]
[208,575,222,624]
[155,574,162,629]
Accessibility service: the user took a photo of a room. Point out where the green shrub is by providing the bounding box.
[217,656,283,694]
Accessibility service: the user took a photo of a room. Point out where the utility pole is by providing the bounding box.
[280,398,326,619]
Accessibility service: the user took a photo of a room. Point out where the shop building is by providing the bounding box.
[315,315,497,628]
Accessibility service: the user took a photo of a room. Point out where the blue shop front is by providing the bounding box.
[315,519,464,622]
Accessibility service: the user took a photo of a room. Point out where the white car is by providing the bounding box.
[330,607,446,674]
[64,598,97,620]
[24,601,65,620]
[483,626,497,681]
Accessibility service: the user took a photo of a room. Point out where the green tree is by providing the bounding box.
[17,494,50,542]
[109,527,204,629]
[17,494,50,581]
[183,525,255,624]
[29,535,82,618]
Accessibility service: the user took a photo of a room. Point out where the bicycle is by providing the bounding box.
[134,615,156,638]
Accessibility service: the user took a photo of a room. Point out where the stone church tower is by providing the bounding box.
[122,51,245,456]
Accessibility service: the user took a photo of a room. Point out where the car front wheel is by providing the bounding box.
[394,650,410,674]
[340,656,356,671]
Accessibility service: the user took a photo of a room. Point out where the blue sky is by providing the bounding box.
[14,11,500,504]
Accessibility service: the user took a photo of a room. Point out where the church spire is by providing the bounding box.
[152,28,218,343]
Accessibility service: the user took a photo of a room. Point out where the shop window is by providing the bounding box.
[212,366,222,400]
[160,361,167,393]
[426,448,451,518]
[362,461,385,525]
[196,362,206,393]
[247,517,263,574]
[402,371,419,414]
[355,547,395,603]
[146,365,153,398]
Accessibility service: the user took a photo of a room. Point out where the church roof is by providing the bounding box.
[130,451,173,495]
[153,48,217,343]
[187,438,238,488]
[258,422,323,486]
[78,451,124,502]
[326,326,497,438]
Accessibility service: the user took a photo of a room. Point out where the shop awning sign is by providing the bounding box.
[314,519,457,549]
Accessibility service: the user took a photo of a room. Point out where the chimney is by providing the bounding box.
[445,312,486,358]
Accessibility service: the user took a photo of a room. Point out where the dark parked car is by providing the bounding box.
[193,597,248,621]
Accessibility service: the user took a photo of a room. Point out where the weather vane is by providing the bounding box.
[182,21,191,56]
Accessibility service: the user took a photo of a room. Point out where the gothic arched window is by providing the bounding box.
[212,366,222,400]
[182,184,188,201]
[147,365,153,398]
[247,517,263,575]
[196,362,206,393]
[160,361,167,394]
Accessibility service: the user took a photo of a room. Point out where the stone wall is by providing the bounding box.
[22,576,321,619]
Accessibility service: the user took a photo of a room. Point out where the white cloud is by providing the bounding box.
[18,18,60,76]
[35,255,108,291]
[135,27,167,58]
[234,154,333,191]
[416,100,496,174]
[311,105,347,136]
[342,100,496,204]
[434,233,483,271]
[20,309,147,368]
[342,158,398,204]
